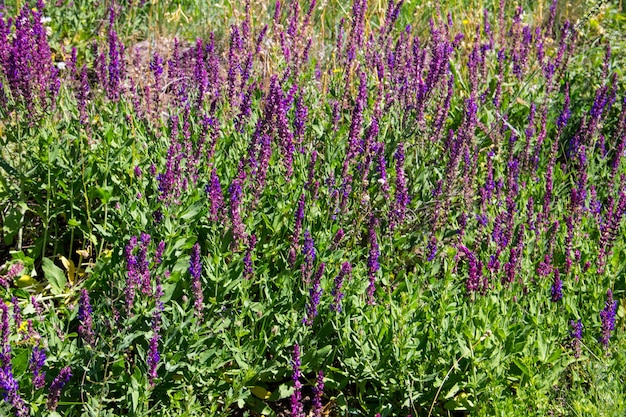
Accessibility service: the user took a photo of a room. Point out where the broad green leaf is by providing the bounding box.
[42,257,67,295]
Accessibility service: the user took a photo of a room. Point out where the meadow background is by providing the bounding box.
[0,0,625,415]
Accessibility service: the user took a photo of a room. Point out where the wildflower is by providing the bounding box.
[599,289,617,347]
[78,289,95,347]
[189,243,204,320]
[550,268,562,302]
[30,345,46,389]
[206,169,224,222]
[367,216,380,305]
[291,344,304,417]
[304,263,324,326]
[243,235,257,280]
[390,143,409,230]
[0,304,28,417]
[330,262,351,312]
[312,370,324,417]
[569,319,583,358]
[292,194,306,243]
[46,367,71,411]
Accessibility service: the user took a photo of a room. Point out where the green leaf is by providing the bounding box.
[42,257,67,295]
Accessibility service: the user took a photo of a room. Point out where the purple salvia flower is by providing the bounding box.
[206,169,224,222]
[78,289,95,347]
[189,243,203,320]
[291,344,304,417]
[570,319,583,358]
[458,245,485,295]
[30,345,46,389]
[331,262,351,312]
[550,268,562,302]
[147,331,160,386]
[138,233,152,295]
[134,165,142,178]
[294,93,308,145]
[229,177,246,245]
[124,236,139,313]
[426,236,438,262]
[155,241,165,265]
[0,304,27,417]
[332,228,345,248]
[302,230,316,283]
[367,216,380,305]
[10,298,20,330]
[390,143,409,230]
[599,289,617,347]
[293,194,306,243]
[243,235,257,280]
[304,263,325,326]
[312,370,324,417]
[46,367,71,411]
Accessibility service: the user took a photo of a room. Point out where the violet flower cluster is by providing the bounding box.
[78,289,95,347]
[189,243,204,319]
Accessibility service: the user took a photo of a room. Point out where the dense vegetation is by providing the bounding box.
[0,0,625,415]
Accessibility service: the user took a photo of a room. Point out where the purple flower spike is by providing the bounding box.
[302,230,316,283]
[599,289,617,348]
[304,263,324,326]
[78,289,95,347]
[367,216,380,305]
[550,268,562,302]
[46,367,71,411]
[291,344,304,417]
[312,370,324,417]
[206,169,224,222]
[189,243,204,320]
[243,235,257,280]
[29,345,46,389]
[331,262,351,312]
[569,319,583,358]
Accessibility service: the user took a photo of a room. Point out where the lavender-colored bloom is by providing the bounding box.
[154,241,165,264]
[30,345,46,389]
[206,169,224,222]
[312,370,324,417]
[304,263,324,326]
[291,344,304,417]
[134,165,142,178]
[390,143,409,229]
[293,194,306,243]
[147,332,160,386]
[229,178,245,244]
[11,298,20,330]
[569,319,583,358]
[367,216,380,305]
[0,303,27,417]
[426,236,438,262]
[550,268,562,302]
[78,289,95,347]
[331,262,351,312]
[243,235,257,280]
[599,289,617,347]
[46,367,71,411]
[332,228,345,248]
[458,245,485,294]
[189,243,203,319]
[302,230,316,283]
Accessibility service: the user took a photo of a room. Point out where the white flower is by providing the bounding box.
[56,62,66,70]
